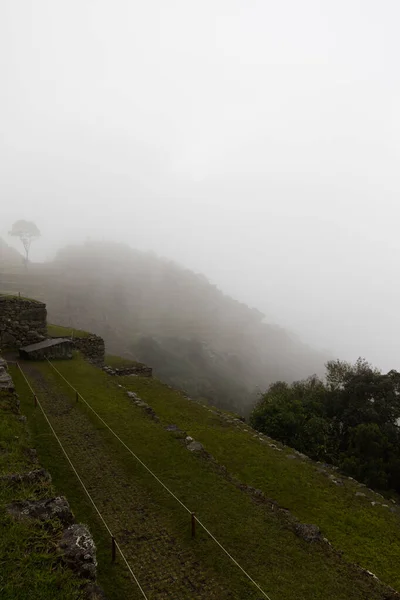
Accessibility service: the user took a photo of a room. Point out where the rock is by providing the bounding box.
[23,448,38,463]
[83,583,107,599]
[18,415,27,423]
[132,399,159,421]
[371,501,380,507]
[186,441,204,453]
[294,523,323,543]
[0,366,14,390]
[294,452,308,460]
[364,569,378,580]
[286,455,297,460]
[126,391,140,401]
[1,468,51,485]
[1,331,17,346]
[58,524,97,580]
[165,424,180,432]
[185,436,194,444]
[7,496,73,525]
[355,492,366,498]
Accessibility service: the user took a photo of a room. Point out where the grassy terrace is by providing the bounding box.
[0,390,84,600]
[10,354,398,599]
[0,293,42,303]
[47,324,91,339]
[104,354,145,369]
[122,375,400,591]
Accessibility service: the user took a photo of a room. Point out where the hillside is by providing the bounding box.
[0,238,24,268]
[0,239,328,413]
[9,350,400,599]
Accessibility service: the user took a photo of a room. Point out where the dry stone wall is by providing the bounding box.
[103,364,152,377]
[73,335,105,365]
[0,295,47,349]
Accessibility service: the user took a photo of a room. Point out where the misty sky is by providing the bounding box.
[1,0,400,370]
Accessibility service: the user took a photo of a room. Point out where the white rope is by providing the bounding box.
[16,362,149,600]
[46,358,273,600]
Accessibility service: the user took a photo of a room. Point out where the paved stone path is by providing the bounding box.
[24,364,232,600]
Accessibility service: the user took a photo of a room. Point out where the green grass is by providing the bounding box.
[47,324,91,339]
[0,293,41,303]
[119,374,400,591]
[10,355,397,600]
[105,354,145,368]
[0,390,86,600]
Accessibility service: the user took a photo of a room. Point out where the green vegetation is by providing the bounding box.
[47,324,91,339]
[0,390,84,599]
[0,293,41,303]
[10,355,399,599]
[118,371,400,591]
[250,359,400,494]
[104,354,144,368]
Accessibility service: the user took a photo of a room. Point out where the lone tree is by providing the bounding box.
[9,220,41,266]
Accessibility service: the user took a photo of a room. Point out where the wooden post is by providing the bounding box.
[191,513,196,538]
[111,536,116,563]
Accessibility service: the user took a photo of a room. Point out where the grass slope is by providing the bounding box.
[121,374,400,591]
[104,354,145,369]
[10,355,398,600]
[47,324,91,339]
[0,390,85,600]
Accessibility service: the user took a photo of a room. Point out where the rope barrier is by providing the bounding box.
[45,358,273,600]
[16,362,149,600]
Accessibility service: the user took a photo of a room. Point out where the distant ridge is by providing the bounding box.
[0,239,328,412]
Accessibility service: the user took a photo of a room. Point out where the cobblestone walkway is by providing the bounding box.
[25,365,232,600]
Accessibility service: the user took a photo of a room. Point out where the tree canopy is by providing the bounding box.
[250,359,400,492]
[9,220,41,264]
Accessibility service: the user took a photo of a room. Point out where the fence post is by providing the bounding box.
[191,513,196,538]
[111,536,116,563]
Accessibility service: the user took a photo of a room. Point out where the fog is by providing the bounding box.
[1,0,400,371]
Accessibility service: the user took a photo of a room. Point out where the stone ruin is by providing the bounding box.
[0,356,14,391]
[0,295,47,349]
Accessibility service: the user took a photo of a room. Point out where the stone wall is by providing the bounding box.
[103,364,153,377]
[0,295,47,349]
[0,355,14,391]
[73,335,105,365]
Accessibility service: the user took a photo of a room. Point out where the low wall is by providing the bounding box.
[103,365,153,378]
[73,336,105,365]
[0,296,47,349]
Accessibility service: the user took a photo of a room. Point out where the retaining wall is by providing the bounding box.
[0,295,47,349]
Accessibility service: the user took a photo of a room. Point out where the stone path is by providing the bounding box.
[24,364,232,600]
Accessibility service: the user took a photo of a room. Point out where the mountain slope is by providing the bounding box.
[0,239,328,412]
[11,354,400,599]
